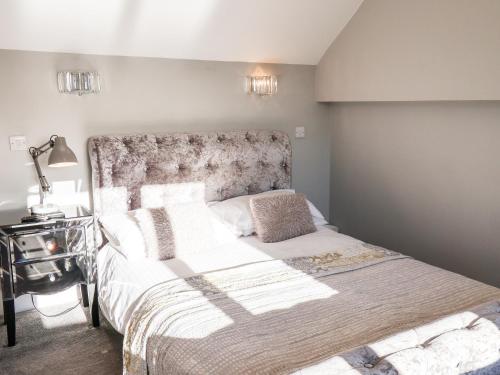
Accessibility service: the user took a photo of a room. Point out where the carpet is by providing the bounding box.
[0,304,123,375]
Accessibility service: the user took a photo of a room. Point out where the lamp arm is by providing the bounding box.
[31,153,51,194]
[28,135,59,196]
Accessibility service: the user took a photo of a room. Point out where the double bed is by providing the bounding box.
[88,130,500,374]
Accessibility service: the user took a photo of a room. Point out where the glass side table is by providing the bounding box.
[0,205,99,347]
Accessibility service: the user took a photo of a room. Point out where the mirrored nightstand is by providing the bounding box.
[0,206,99,347]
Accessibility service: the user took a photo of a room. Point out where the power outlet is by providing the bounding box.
[295,127,305,138]
[9,135,27,151]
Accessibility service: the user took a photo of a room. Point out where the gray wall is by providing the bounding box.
[316,0,500,101]
[320,0,500,288]
[0,49,330,313]
[330,101,500,287]
[0,49,330,215]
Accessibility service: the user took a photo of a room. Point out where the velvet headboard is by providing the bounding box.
[88,130,291,215]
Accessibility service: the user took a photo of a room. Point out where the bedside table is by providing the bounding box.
[0,206,99,347]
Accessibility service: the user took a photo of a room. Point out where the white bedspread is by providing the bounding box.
[97,225,357,333]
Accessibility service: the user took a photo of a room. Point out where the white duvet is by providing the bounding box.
[97,225,358,334]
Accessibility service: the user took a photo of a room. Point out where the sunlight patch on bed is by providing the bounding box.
[138,278,234,340]
[177,240,274,274]
[202,259,338,315]
[159,300,233,339]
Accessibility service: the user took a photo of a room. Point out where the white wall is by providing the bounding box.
[316,0,500,101]
[0,49,330,313]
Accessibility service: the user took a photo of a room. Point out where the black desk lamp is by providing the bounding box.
[27,135,78,220]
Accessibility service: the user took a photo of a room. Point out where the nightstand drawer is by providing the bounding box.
[7,225,88,296]
[13,252,79,266]
[13,255,84,295]
[11,223,88,263]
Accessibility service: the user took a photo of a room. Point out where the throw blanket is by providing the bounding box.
[123,244,500,375]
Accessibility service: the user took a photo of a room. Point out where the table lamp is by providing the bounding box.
[27,135,78,220]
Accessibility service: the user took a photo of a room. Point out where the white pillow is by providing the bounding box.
[99,200,235,260]
[208,189,328,237]
[164,200,235,257]
[99,207,173,260]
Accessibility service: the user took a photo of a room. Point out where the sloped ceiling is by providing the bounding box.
[0,0,363,65]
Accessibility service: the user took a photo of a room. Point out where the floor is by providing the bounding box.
[0,304,123,375]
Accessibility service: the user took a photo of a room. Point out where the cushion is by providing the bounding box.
[208,189,327,237]
[249,193,317,243]
[99,207,175,260]
[164,200,235,257]
[99,200,235,260]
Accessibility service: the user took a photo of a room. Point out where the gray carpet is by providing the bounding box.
[0,305,123,375]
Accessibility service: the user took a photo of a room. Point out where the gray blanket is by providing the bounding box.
[123,245,500,374]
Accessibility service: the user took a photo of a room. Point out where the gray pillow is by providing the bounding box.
[249,193,317,243]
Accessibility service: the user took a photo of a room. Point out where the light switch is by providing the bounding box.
[9,135,27,151]
[295,127,305,138]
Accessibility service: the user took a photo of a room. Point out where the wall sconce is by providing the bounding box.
[246,75,277,96]
[57,71,101,95]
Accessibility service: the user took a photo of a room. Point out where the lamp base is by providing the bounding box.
[30,203,61,215]
[23,204,66,222]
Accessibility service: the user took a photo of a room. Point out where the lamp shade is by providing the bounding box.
[48,137,78,167]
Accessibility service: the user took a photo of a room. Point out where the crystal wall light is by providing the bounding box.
[57,71,101,95]
[246,75,277,96]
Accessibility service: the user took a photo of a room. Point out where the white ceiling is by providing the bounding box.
[0,0,363,65]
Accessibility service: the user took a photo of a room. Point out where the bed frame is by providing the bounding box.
[87,129,291,329]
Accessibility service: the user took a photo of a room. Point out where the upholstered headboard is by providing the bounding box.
[88,130,291,215]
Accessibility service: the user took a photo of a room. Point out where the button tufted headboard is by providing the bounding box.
[88,130,291,215]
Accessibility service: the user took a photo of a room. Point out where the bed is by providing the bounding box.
[88,130,500,375]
